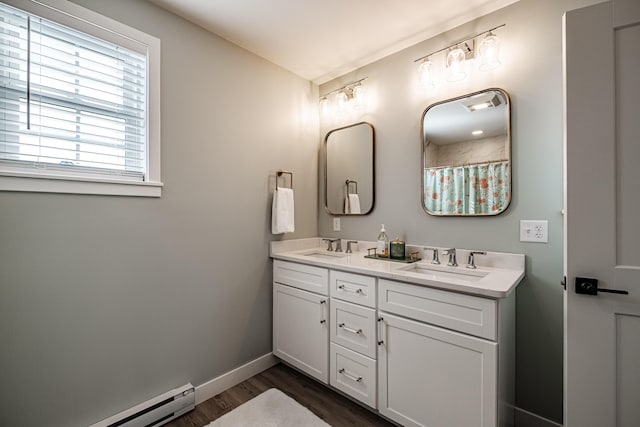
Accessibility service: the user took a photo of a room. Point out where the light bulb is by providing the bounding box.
[319,97,329,117]
[446,47,467,82]
[335,91,348,114]
[418,59,436,89]
[479,32,501,71]
[351,84,367,110]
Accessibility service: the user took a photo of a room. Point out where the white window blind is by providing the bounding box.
[0,2,148,180]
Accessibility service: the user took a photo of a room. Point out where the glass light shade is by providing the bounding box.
[479,32,501,71]
[351,84,367,110]
[335,91,348,113]
[319,97,330,117]
[418,59,436,89]
[446,48,467,82]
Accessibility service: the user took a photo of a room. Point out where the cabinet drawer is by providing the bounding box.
[330,343,377,409]
[274,260,329,295]
[330,270,376,307]
[330,299,377,358]
[378,279,497,340]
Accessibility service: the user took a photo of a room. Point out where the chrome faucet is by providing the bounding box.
[424,247,440,264]
[466,251,487,269]
[442,248,458,267]
[346,240,358,254]
[322,238,339,251]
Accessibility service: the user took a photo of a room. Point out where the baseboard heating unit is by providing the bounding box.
[90,383,195,427]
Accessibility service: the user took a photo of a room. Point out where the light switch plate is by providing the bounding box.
[520,220,548,243]
[333,218,341,232]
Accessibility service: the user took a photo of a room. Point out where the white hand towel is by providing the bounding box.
[347,194,361,214]
[272,188,295,234]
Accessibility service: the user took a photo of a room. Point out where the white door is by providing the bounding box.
[564,1,640,426]
[273,283,329,383]
[378,312,497,427]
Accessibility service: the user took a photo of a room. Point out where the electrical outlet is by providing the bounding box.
[520,220,548,243]
[333,218,341,232]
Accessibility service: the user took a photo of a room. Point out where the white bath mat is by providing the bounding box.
[205,388,330,426]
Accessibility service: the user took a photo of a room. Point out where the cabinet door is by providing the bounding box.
[378,312,497,427]
[273,283,329,383]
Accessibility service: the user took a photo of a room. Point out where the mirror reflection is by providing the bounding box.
[421,88,511,216]
[324,122,375,215]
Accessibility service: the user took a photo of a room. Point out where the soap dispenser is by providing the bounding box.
[376,224,389,258]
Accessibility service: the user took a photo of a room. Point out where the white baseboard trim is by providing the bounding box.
[514,407,562,427]
[194,353,278,405]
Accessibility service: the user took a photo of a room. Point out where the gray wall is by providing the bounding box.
[0,1,318,426]
[318,0,599,423]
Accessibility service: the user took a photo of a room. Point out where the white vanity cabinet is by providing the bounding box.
[377,278,515,427]
[272,260,329,383]
[328,270,378,409]
[271,244,520,427]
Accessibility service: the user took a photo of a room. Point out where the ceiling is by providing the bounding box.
[148,0,519,84]
[425,89,509,144]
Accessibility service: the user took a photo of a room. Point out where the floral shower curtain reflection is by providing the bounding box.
[424,161,509,215]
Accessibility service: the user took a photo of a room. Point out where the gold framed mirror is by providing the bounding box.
[324,122,375,215]
[421,88,511,216]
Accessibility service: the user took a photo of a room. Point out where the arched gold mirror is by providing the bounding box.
[421,88,511,216]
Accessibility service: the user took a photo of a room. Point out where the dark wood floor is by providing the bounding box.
[165,363,395,427]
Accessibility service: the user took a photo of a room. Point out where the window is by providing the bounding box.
[0,0,161,196]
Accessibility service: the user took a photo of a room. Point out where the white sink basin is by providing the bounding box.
[303,250,349,260]
[397,262,488,282]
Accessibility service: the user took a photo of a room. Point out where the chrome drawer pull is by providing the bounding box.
[338,284,364,294]
[338,323,362,335]
[338,368,363,383]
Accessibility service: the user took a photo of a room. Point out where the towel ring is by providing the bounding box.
[276,170,293,191]
[345,179,358,195]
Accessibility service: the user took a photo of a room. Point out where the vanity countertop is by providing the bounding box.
[271,238,524,299]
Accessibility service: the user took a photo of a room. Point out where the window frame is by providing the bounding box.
[0,0,162,197]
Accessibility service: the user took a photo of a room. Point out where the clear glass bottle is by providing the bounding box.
[376,224,389,258]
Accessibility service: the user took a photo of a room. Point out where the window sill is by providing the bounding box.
[0,171,163,197]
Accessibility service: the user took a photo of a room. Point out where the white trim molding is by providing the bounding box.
[0,0,162,197]
[195,353,279,405]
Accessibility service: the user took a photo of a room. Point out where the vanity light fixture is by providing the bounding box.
[335,90,349,114]
[414,24,505,89]
[446,46,467,82]
[319,77,369,118]
[478,31,502,71]
[472,130,484,135]
[351,83,367,110]
[418,58,436,89]
[319,96,330,116]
